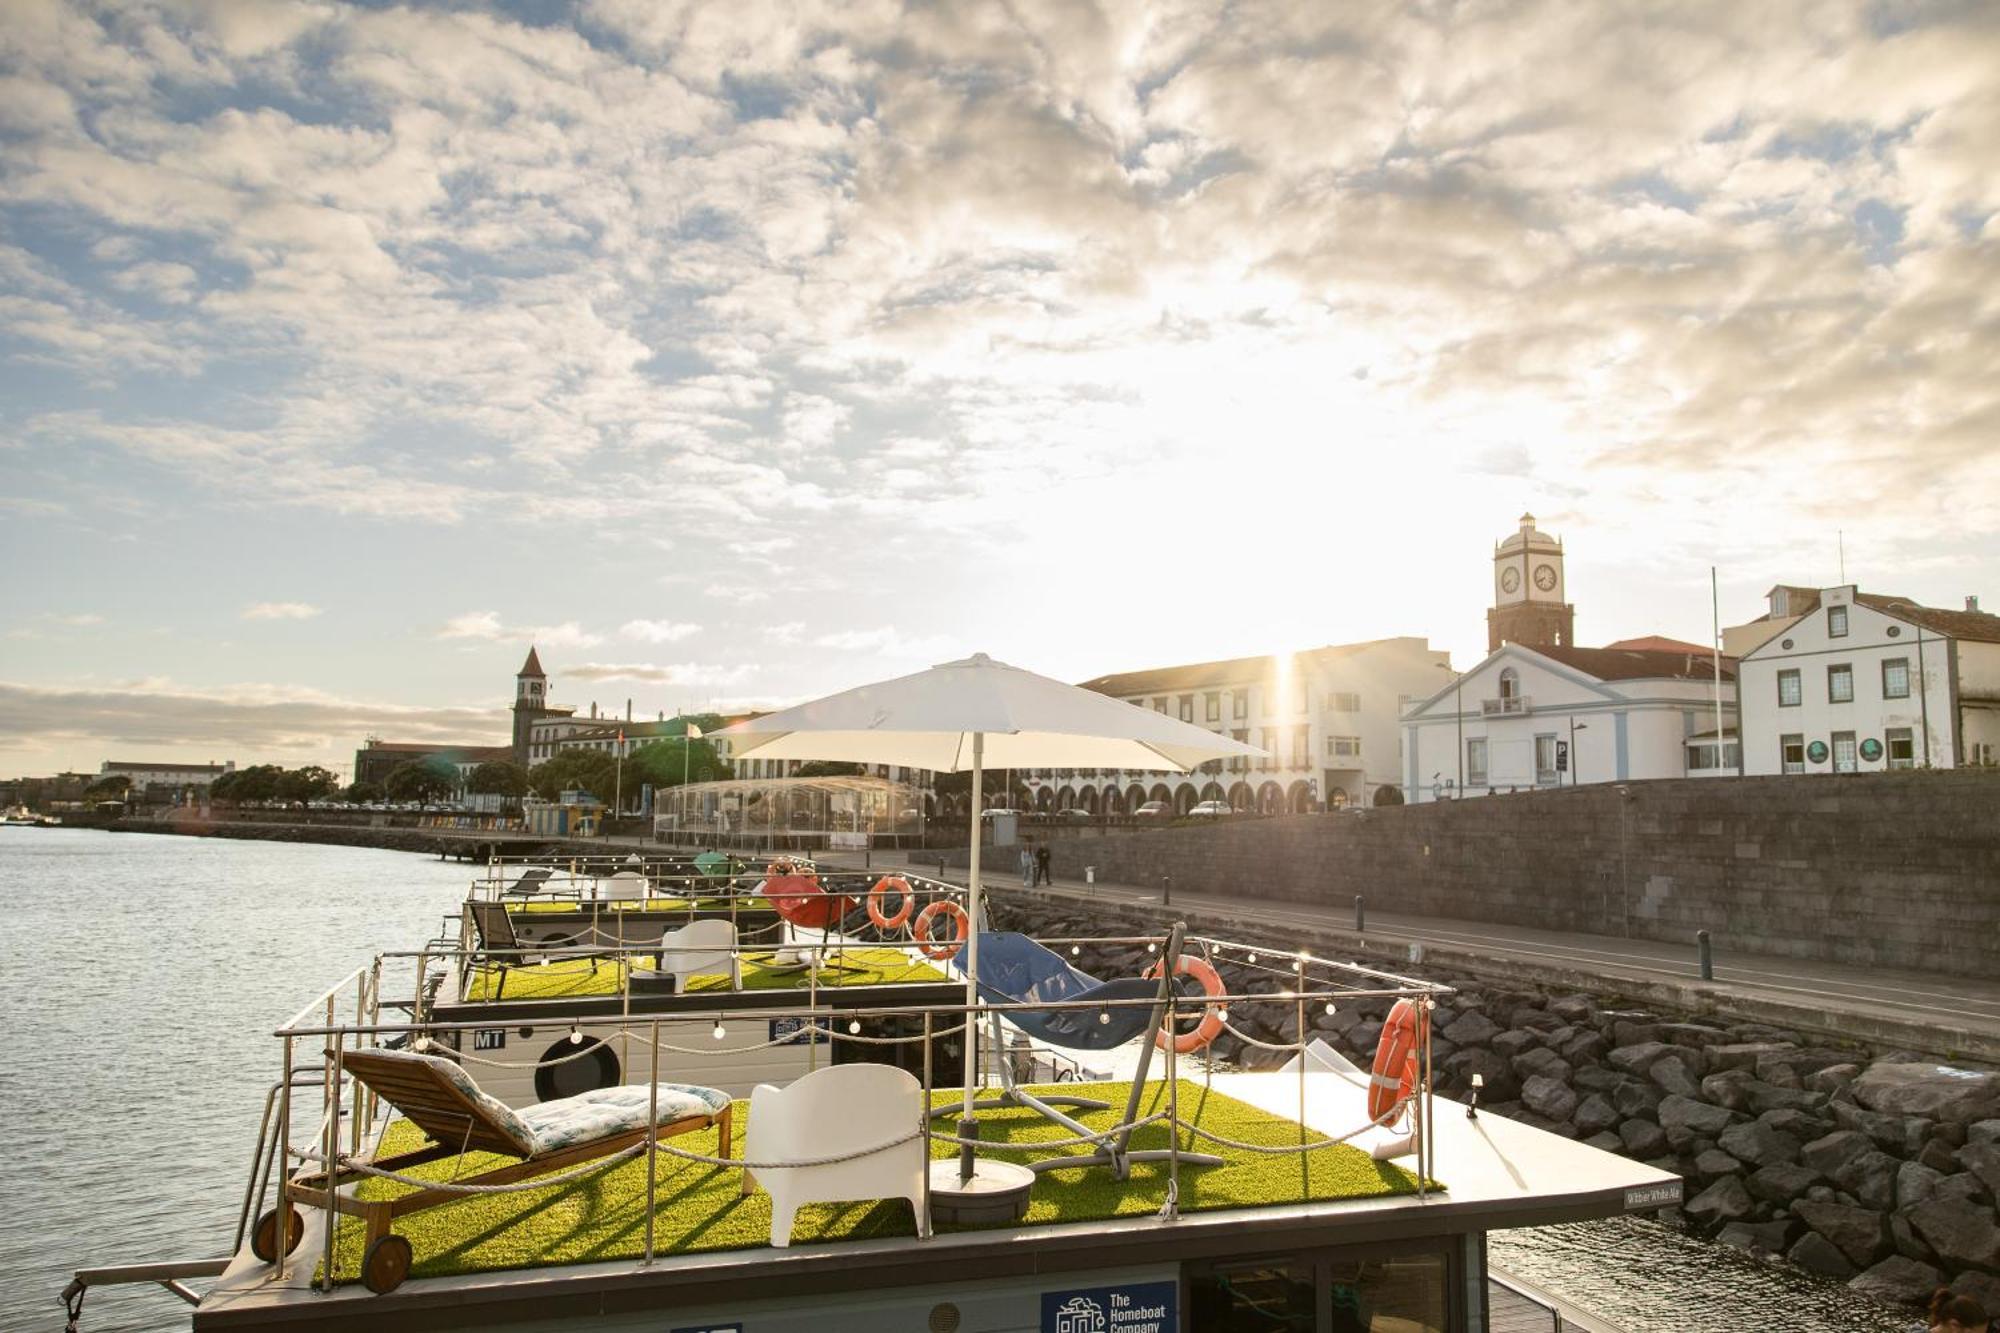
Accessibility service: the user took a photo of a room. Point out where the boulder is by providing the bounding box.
[1548,995,1595,1023]
[1648,1055,1703,1099]
[1559,1031,1609,1066]
[1970,1120,2000,1145]
[1611,1078,1663,1119]
[1758,1108,1834,1141]
[1619,1118,1667,1157]
[1573,1093,1619,1136]
[1831,1149,1900,1211]
[1936,1172,1991,1206]
[1850,1063,2000,1126]
[1719,1120,1801,1168]
[1583,1131,1624,1153]
[1716,1218,1795,1253]
[1758,1048,1866,1084]
[1906,1199,2000,1274]
[1347,1020,1384,1053]
[1521,1075,1578,1124]
[1442,1011,1499,1046]
[1607,1041,1679,1076]
[1792,1199,1891,1267]
[1848,1255,1943,1307]
[1834,1100,1932,1155]
[1574,1065,1624,1093]
[1445,1047,1519,1104]
[1746,1162,1822,1204]
[1611,1018,1664,1046]
[1491,1029,1540,1057]
[1889,1213,1935,1264]
[1807,1063,1862,1096]
[1921,1138,1963,1174]
[1512,1047,1573,1085]
[1898,1161,1948,1209]
[1958,1141,2000,1199]
[1708,1041,1796,1072]
[1788,1231,1856,1278]
[1801,1130,1872,1177]
[1701,1068,1755,1112]
[1511,1006,1566,1033]
[1657,1094,1735,1146]
[1692,1148,1742,1181]
[1655,1022,1729,1051]
[1743,1081,1828,1116]
[1684,1175,1756,1229]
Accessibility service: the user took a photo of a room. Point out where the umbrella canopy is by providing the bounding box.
[716,652,1263,773]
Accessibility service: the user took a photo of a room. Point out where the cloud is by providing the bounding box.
[438,611,602,648]
[562,662,677,683]
[0,678,505,763]
[620,618,702,644]
[48,613,103,626]
[811,626,957,659]
[242,601,321,621]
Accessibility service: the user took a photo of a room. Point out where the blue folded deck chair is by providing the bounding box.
[944,929,1223,1178]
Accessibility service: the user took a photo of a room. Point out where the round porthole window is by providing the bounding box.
[533,1035,620,1102]
[1780,638,1794,649]
[1859,738,1883,762]
[1886,625,1902,637]
[1806,740,1829,764]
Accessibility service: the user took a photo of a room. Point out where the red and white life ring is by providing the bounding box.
[1368,998,1427,1124]
[913,900,969,960]
[866,876,915,931]
[1143,954,1227,1054]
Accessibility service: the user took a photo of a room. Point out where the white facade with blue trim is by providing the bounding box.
[1399,643,1738,802]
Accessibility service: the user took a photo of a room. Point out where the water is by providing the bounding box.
[0,830,1918,1333]
[0,829,471,1333]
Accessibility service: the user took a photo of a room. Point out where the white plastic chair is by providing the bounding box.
[656,918,741,992]
[603,870,647,901]
[742,1063,931,1247]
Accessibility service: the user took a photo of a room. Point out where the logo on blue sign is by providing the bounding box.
[1041,1281,1175,1333]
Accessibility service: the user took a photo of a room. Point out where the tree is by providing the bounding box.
[794,760,863,778]
[626,737,729,791]
[384,757,458,805]
[277,765,340,802]
[213,764,283,803]
[527,750,618,803]
[1373,784,1404,807]
[342,781,384,804]
[84,774,131,800]
[466,760,530,799]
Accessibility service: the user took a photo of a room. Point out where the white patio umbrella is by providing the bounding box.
[717,652,1262,1188]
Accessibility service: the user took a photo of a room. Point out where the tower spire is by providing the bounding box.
[519,645,545,678]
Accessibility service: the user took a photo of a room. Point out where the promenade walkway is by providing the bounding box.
[810,847,2000,1065]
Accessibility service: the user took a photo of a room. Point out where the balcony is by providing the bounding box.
[1481,696,1532,716]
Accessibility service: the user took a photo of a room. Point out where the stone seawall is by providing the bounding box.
[972,771,2000,978]
[105,815,588,860]
[994,893,2000,1315]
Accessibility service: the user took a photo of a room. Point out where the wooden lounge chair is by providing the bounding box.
[259,1048,732,1294]
[466,900,615,999]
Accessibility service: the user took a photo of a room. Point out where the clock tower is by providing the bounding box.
[1487,512,1575,651]
[512,645,550,766]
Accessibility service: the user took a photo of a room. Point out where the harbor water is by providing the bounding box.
[0,829,1912,1332]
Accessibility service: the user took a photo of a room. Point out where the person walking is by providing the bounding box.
[1018,840,1034,888]
[1035,841,1053,887]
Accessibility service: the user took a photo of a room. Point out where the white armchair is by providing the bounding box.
[742,1063,931,1247]
[654,918,740,992]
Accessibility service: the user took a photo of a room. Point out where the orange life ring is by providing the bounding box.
[766,858,796,878]
[1143,954,1226,1054]
[867,876,915,931]
[912,900,969,960]
[1368,998,1427,1124]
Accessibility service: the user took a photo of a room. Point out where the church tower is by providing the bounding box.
[512,646,548,766]
[1487,512,1575,651]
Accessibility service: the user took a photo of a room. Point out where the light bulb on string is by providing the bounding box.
[568,1024,583,1045]
[712,1019,726,1041]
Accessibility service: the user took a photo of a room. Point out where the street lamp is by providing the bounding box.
[1568,719,1589,787]
[1435,662,1463,792]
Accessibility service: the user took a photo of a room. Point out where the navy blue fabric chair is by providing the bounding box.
[956,932,1163,1050]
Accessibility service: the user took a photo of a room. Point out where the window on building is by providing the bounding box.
[1259,727,1277,770]
[1325,735,1360,759]
[1232,689,1248,719]
[1205,693,1221,722]
[1777,669,1802,707]
[1291,726,1310,767]
[1828,604,1848,637]
[1828,664,1854,704]
[1881,657,1910,699]
[1154,698,1168,713]
[1832,730,1857,773]
[1296,679,1310,714]
[1780,733,1805,774]
[1329,691,1360,712]
[1686,741,1741,771]
[1467,738,1488,786]
[1178,695,1194,723]
[1886,726,1915,769]
[1535,734,1558,784]
[1498,668,1520,700]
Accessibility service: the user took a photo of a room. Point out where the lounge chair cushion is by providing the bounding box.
[517,1083,732,1155]
[385,1049,540,1156]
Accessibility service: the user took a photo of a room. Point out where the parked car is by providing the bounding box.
[1188,800,1233,817]
[1134,801,1171,818]
[1057,808,1092,821]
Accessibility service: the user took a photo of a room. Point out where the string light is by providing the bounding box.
[847,1020,861,1035]
[1247,952,1258,964]
[712,1019,726,1041]
[1324,1002,1337,1015]
[1070,946,1081,957]
[568,1025,583,1045]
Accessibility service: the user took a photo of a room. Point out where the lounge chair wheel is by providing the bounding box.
[250,1205,303,1261]
[362,1234,413,1294]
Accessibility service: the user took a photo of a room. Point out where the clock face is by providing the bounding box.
[1533,563,1557,592]
[1500,567,1520,593]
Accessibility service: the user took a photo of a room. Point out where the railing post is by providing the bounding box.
[1354,894,1365,932]
[1162,874,1171,906]
[1697,929,1713,981]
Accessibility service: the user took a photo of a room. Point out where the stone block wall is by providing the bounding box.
[995,771,2000,977]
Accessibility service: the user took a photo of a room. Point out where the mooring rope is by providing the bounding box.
[431,1018,970,1069]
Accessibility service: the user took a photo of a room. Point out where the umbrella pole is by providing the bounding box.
[960,732,983,1183]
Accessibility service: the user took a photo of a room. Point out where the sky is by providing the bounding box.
[2,0,1997,778]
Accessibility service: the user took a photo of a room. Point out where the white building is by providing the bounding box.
[1061,637,1450,813]
[1732,584,2000,773]
[98,759,235,792]
[1401,644,1737,801]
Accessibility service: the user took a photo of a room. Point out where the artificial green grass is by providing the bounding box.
[510,897,774,914]
[465,948,948,1002]
[326,1079,1431,1285]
